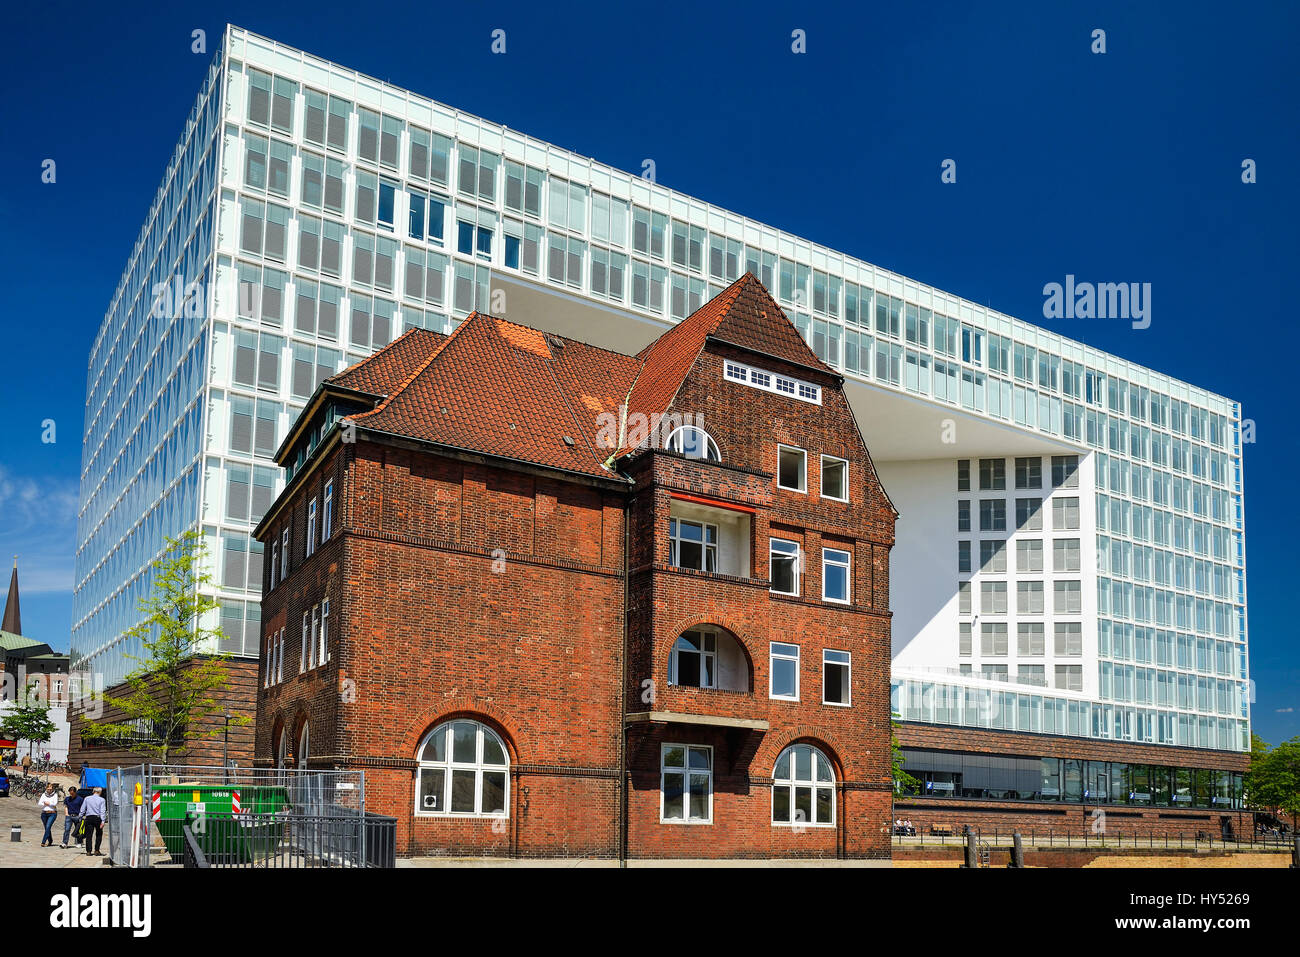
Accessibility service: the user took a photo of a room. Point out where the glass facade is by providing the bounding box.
[72,26,1249,753]
[899,748,1244,808]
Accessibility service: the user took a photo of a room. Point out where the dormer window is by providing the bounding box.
[666,425,720,462]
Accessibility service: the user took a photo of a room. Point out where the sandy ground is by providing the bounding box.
[894,852,1289,868]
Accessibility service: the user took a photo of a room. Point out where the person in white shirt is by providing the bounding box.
[80,788,108,856]
[38,783,59,847]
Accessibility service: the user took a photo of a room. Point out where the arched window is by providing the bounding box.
[297,722,310,768]
[772,744,835,827]
[416,719,509,817]
[275,726,288,769]
[666,425,720,462]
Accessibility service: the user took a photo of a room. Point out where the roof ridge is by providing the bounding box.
[349,316,471,423]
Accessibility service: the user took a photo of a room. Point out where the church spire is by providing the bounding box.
[2,557,20,635]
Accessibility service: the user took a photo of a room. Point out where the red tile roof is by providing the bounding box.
[328,275,832,478]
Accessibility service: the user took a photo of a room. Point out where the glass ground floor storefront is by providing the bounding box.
[898,748,1244,808]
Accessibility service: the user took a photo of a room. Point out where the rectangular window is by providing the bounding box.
[823,650,851,706]
[980,540,1006,573]
[770,642,800,700]
[1053,538,1081,572]
[661,744,712,823]
[1052,454,1080,488]
[280,527,290,579]
[668,517,717,573]
[1053,496,1081,530]
[1018,623,1045,656]
[957,459,970,491]
[1016,497,1042,531]
[322,479,334,539]
[979,458,1006,490]
[309,604,320,669]
[306,497,317,557]
[1017,580,1045,615]
[319,598,330,665]
[981,581,1007,614]
[1016,539,1043,573]
[958,540,971,574]
[959,622,972,655]
[820,455,848,501]
[959,581,972,615]
[1015,457,1042,489]
[958,499,971,532]
[980,623,1008,656]
[1054,580,1083,614]
[300,610,310,673]
[979,499,1006,532]
[1055,665,1083,692]
[1054,622,1083,656]
[777,445,807,492]
[822,548,851,604]
[770,538,800,596]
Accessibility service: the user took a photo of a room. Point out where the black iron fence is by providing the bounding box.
[174,810,396,868]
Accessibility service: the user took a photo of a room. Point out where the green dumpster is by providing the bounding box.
[153,784,290,863]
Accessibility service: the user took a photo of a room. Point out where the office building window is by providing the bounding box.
[1053,538,1081,572]
[979,499,1006,531]
[981,581,1007,614]
[1052,497,1081,530]
[957,459,970,491]
[981,623,1008,656]
[1018,623,1045,656]
[958,499,971,532]
[1055,622,1083,656]
[980,540,1006,573]
[958,540,971,574]
[1052,454,1080,488]
[979,458,1005,490]
[1015,456,1041,489]
[1017,581,1045,615]
[1017,539,1043,573]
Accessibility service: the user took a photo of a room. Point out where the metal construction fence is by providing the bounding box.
[103,765,389,868]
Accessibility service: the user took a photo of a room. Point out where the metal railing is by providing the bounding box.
[892,823,1293,851]
[177,810,396,868]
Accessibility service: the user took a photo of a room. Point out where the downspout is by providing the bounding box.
[619,486,630,867]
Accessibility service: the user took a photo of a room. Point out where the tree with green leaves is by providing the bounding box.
[890,713,919,795]
[1245,733,1300,831]
[0,682,57,761]
[85,530,248,764]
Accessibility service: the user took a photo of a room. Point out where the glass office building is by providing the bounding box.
[73,25,1248,756]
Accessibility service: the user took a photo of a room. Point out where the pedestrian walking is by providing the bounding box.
[21,752,31,776]
[38,783,59,847]
[60,786,84,849]
[81,787,107,856]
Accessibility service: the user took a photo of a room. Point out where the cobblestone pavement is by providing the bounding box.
[0,773,108,869]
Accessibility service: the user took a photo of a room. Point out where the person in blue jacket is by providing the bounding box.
[59,786,83,848]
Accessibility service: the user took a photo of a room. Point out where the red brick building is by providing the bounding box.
[253,275,898,859]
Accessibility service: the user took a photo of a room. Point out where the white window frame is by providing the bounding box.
[822,547,852,604]
[309,603,321,669]
[280,527,290,579]
[415,720,510,819]
[270,541,279,589]
[668,631,717,689]
[823,649,852,707]
[770,641,800,701]
[322,479,334,539]
[820,455,849,502]
[659,743,713,824]
[319,598,330,665]
[307,497,318,557]
[668,517,717,572]
[665,424,721,462]
[777,444,807,493]
[276,627,284,684]
[723,359,821,405]
[771,744,836,828]
[769,538,801,596]
[300,611,309,673]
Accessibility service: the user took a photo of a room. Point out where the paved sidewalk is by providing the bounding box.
[399,856,892,868]
[0,774,109,869]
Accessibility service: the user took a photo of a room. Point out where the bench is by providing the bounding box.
[930,824,954,837]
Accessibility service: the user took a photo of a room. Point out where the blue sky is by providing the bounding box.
[1,1,1295,742]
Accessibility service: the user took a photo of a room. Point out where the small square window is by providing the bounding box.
[820,456,848,501]
[777,445,806,493]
